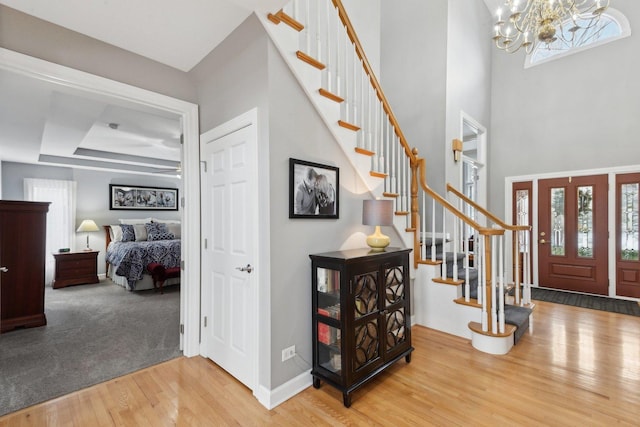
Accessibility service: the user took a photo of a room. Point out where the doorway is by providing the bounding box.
[538,175,609,295]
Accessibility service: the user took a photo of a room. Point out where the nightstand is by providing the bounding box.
[52,251,100,289]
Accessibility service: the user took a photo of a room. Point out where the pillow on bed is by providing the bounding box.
[145,222,168,236]
[120,224,136,242]
[119,218,153,225]
[133,224,148,241]
[148,231,175,241]
[152,218,180,224]
[109,225,124,242]
[167,223,181,239]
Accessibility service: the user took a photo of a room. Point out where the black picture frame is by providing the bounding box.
[289,158,339,219]
[109,184,178,211]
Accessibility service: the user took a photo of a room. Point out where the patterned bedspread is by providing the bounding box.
[106,239,181,290]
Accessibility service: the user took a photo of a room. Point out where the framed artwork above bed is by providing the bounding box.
[109,184,178,211]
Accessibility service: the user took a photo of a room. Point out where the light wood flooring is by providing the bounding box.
[1,300,639,426]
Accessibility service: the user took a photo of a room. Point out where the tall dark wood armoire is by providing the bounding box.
[0,200,50,333]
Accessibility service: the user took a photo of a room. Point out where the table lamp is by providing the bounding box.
[77,219,100,251]
[362,199,393,252]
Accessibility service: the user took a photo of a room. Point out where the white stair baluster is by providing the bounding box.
[491,235,498,334]
[441,206,447,278]
[499,234,505,334]
[431,199,436,262]
[422,193,426,260]
[479,236,487,331]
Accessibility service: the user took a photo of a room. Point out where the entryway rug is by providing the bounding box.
[531,287,640,317]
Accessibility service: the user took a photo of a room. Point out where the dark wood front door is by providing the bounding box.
[538,175,608,295]
[616,173,640,298]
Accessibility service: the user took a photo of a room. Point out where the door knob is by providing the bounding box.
[539,239,547,244]
[236,264,253,274]
[0,267,8,273]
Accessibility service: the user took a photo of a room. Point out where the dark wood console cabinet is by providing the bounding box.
[0,200,50,333]
[309,247,413,407]
[53,251,99,289]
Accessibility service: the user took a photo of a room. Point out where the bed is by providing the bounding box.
[104,222,181,291]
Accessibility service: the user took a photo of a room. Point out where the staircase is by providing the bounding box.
[260,0,535,354]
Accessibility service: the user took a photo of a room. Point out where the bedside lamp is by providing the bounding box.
[77,219,99,251]
[362,199,393,252]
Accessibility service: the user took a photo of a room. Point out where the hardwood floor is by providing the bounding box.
[1,300,639,426]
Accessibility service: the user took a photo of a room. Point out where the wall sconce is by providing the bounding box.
[452,138,463,162]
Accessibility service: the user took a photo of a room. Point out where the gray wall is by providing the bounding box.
[0,5,196,103]
[381,0,448,194]
[444,0,493,194]
[489,0,640,215]
[342,0,381,76]
[1,161,181,274]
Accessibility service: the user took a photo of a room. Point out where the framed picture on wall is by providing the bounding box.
[109,184,178,211]
[289,158,339,219]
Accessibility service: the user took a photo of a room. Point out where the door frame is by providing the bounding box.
[505,164,640,300]
[0,48,202,355]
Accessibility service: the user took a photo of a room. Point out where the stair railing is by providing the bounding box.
[267,0,510,335]
[446,183,533,306]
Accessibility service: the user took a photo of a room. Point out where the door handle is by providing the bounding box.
[236,264,253,274]
[539,239,547,244]
[0,267,8,273]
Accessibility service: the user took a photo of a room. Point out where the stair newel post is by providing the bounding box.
[483,233,492,332]
[498,232,505,334]
[410,150,420,268]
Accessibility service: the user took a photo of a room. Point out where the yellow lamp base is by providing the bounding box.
[366,226,390,252]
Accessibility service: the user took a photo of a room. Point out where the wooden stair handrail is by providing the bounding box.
[331,0,415,163]
[446,183,532,232]
[415,157,502,236]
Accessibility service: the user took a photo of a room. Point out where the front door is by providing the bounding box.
[616,173,640,298]
[538,175,608,295]
[200,117,257,391]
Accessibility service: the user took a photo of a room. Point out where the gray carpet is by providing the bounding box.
[531,287,640,316]
[0,280,181,417]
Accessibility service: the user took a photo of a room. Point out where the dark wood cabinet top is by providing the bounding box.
[309,247,411,263]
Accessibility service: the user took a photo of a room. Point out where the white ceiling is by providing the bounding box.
[0,0,287,175]
[0,0,288,72]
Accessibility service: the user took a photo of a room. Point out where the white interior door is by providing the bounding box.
[201,118,257,391]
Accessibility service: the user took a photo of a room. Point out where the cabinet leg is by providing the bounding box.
[313,377,321,389]
[343,393,352,408]
[405,353,412,363]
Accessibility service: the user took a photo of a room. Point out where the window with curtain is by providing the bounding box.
[24,179,77,285]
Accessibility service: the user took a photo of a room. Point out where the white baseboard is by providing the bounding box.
[254,370,313,410]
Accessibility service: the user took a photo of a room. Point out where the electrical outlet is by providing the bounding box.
[281,345,296,362]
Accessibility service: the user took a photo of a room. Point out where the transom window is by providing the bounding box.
[525,9,631,68]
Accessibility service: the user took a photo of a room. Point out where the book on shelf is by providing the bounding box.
[318,305,340,320]
[317,308,341,345]
[318,268,340,294]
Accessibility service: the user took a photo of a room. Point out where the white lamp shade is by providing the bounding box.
[76,219,99,232]
[362,200,393,226]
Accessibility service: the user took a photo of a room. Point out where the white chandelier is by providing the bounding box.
[492,0,610,54]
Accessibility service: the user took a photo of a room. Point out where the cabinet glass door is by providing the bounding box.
[316,268,341,374]
[353,271,380,372]
[384,266,407,352]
